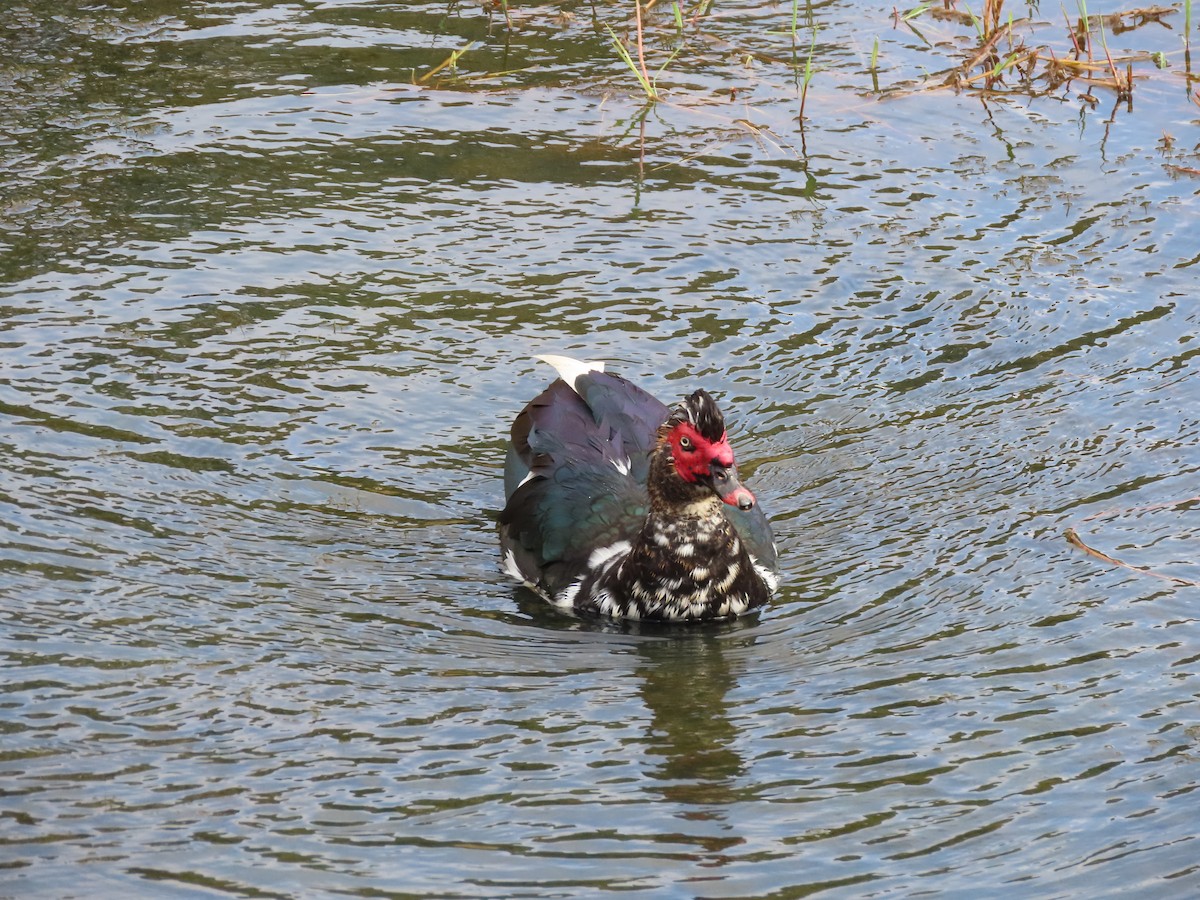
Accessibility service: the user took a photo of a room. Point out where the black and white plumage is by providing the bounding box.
[498,355,780,622]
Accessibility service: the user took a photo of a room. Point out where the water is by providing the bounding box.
[2,1,1198,896]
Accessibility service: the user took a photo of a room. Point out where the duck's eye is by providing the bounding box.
[679,436,693,451]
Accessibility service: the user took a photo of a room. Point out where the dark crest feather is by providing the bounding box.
[667,389,726,442]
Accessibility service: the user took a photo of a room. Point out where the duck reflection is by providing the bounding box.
[631,623,758,858]
[513,593,763,862]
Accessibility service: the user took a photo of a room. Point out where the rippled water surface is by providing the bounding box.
[2,1,1199,896]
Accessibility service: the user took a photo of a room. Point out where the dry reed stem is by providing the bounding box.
[962,25,1011,73]
[1066,494,1200,587]
[1065,528,1200,587]
[634,1,652,94]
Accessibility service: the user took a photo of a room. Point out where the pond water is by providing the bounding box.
[2,0,1199,896]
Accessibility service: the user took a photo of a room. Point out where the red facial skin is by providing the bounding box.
[667,422,757,509]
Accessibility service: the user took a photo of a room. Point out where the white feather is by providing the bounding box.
[536,354,605,394]
[752,557,780,593]
[502,549,524,582]
[555,580,581,610]
[587,540,631,571]
[502,549,549,600]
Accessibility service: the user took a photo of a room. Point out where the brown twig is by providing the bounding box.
[1065,527,1200,587]
[635,0,651,91]
[961,49,1040,87]
[1064,7,1086,60]
[962,25,1010,74]
[1096,22,1130,101]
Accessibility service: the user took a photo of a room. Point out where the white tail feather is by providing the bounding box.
[536,354,605,394]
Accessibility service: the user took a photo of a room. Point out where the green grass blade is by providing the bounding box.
[604,23,657,100]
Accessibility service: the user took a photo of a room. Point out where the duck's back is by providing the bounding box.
[500,366,667,601]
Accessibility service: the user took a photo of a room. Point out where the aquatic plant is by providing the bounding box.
[870,35,881,92]
[798,24,818,122]
[422,1,1190,129]
[604,0,682,102]
[887,0,1157,106]
[605,22,657,100]
[416,42,476,84]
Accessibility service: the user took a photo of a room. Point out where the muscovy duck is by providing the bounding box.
[499,355,779,621]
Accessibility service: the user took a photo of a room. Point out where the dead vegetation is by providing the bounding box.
[893,0,1188,109]
[423,1,1200,120]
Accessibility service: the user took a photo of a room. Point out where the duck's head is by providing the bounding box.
[659,389,756,511]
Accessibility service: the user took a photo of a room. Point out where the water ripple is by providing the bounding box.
[3,1,1200,897]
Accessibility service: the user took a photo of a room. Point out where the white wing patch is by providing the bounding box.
[752,557,780,594]
[554,580,581,610]
[502,549,551,601]
[502,549,525,582]
[611,457,632,476]
[537,354,605,394]
[587,540,631,571]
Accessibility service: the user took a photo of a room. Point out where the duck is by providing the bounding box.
[499,355,779,621]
